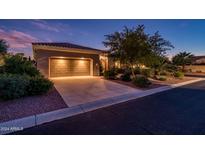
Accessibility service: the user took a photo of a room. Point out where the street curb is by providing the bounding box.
[36,106,84,125]
[0,116,36,135]
[171,78,204,88]
[0,78,204,135]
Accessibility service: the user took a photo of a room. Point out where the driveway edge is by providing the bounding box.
[1,78,204,135]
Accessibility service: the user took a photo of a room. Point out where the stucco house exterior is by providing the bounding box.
[185,56,205,73]
[32,42,109,78]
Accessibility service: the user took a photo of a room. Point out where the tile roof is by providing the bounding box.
[32,42,106,52]
[193,55,205,60]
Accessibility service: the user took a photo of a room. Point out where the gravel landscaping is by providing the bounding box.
[110,79,163,90]
[0,88,68,122]
[150,76,196,85]
[109,76,197,90]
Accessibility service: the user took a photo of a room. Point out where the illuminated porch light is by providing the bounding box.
[141,64,146,68]
[115,61,120,68]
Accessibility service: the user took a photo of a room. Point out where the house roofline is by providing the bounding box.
[32,42,107,54]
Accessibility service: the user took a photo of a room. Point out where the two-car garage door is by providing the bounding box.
[50,58,91,77]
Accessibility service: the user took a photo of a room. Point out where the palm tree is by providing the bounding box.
[0,39,9,54]
[172,52,194,71]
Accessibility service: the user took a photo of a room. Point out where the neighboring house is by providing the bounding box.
[32,42,108,78]
[192,56,205,65]
[185,56,205,73]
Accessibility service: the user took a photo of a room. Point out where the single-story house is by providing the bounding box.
[185,55,205,73]
[32,42,109,78]
[192,56,205,65]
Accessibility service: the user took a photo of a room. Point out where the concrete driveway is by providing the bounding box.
[52,76,140,107]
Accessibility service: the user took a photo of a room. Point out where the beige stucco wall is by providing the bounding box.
[34,49,100,77]
[185,65,205,73]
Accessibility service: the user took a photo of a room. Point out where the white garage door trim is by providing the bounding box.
[48,57,93,78]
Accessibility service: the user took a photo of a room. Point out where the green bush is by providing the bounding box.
[141,68,152,77]
[160,71,167,76]
[104,71,110,79]
[115,68,125,74]
[3,54,40,76]
[156,76,167,81]
[134,67,141,74]
[132,76,151,88]
[0,74,54,100]
[28,76,54,95]
[174,71,184,78]
[0,74,29,100]
[0,54,53,100]
[0,66,4,73]
[121,71,131,81]
[165,64,178,73]
[104,69,117,79]
[196,70,202,73]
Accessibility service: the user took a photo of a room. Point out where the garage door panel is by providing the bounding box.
[50,58,90,77]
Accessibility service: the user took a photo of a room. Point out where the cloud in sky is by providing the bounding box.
[0,20,75,56]
[2,19,205,57]
[0,28,38,49]
[31,20,61,32]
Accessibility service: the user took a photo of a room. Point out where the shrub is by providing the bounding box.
[115,68,125,74]
[0,66,4,73]
[0,74,53,100]
[3,54,40,76]
[174,71,184,78]
[104,71,110,79]
[0,54,53,100]
[28,76,54,95]
[104,68,117,79]
[160,71,167,76]
[134,67,141,74]
[121,71,131,81]
[165,64,178,73]
[196,70,202,73]
[99,62,104,76]
[141,68,152,77]
[132,76,151,88]
[156,76,167,81]
[0,74,29,100]
[188,69,192,72]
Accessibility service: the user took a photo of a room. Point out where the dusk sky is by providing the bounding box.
[1,19,205,57]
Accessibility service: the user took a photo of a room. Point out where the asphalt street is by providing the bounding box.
[13,80,205,135]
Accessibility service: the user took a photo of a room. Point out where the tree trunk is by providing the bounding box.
[130,64,136,78]
[182,65,185,72]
